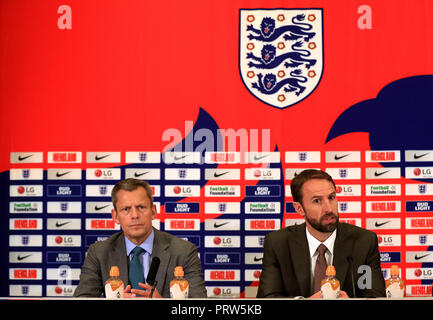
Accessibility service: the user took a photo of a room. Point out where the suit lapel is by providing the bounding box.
[287,223,311,297]
[333,224,353,289]
[109,233,129,287]
[151,228,171,293]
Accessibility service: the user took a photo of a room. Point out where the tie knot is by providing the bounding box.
[132,246,145,256]
[317,244,327,255]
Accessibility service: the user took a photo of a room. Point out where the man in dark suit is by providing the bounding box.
[257,169,385,298]
[74,178,207,298]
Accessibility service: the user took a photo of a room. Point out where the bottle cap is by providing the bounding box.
[174,266,184,277]
[390,265,400,276]
[110,266,120,277]
[325,265,336,276]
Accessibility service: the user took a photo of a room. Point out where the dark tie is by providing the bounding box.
[129,246,145,290]
[313,244,328,294]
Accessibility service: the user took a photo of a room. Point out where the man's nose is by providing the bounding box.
[323,199,333,213]
[130,206,139,217]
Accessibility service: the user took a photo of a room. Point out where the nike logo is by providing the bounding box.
[134,171,150,177]
[374,170,390,177]
[414,253,431,261]
[95,154,110,161]
[18,155,33,161]
[253,256,263,262]
[174,155,188,161]
[375,221,390,227]
[214,171,229,178]
[334,154,350,160]
[94,205,110,211]
[213,222,230,228]
[17,254,32,261]
[56,221,71,228]
[56,171,71,178]
[253,154,270,161]
[414,152,429,159]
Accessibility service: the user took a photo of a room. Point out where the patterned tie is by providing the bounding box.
[129,246,145,290]
[313,244,328,294]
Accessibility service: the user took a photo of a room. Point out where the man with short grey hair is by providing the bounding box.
[74,178,207,298]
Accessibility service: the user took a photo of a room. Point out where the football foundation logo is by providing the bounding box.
[239,8,323,109]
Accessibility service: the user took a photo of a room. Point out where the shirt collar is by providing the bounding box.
[125,229,154,256]
[305,226,337,258]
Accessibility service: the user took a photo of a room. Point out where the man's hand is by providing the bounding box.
[123,283,162,298]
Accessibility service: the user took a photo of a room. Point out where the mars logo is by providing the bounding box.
[239,9,323,109]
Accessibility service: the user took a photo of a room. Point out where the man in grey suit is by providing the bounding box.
[257,169,386,298]
[74,178,207,298]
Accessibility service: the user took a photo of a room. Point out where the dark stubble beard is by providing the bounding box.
[305,211,339,233]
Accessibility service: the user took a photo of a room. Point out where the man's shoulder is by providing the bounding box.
[265,223,305,241]
[338,222,377,241]
[154,229,196,249]
[89,231,124,250]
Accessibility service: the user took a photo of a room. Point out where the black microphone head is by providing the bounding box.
[146,257,160,286]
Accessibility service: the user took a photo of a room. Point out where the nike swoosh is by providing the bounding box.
[374,170,390,177]
[134,171,150,177]
[18,155,33,161]
[414,153,429,159]
[174,155,188,161]
[17,254,32,261]
[214,171,229,178]
[94,205,110,211]
[253,257,263,262]
[253,154,270,161]
[56,171,72,177]
[56,221,71,228]
[213,222,230,228]
[334,154,350,160]
[375,221,391,227]
[415,253,431,260]
[95,155,110,161]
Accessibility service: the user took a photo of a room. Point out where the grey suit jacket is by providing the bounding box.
[257,222,386,298]
[74,228,207,298]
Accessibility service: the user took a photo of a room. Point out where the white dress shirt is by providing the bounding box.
[305,227,337,293]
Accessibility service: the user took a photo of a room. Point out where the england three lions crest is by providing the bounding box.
[239,9,324,109]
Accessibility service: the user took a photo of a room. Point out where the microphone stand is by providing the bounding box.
[150,280,158,298]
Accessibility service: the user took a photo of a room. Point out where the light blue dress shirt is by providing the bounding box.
[125,229,154,283]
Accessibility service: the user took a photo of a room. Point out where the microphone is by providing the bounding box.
[146,257,160,298]
[347,256,357,298]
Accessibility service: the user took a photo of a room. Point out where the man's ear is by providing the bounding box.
[151,204,157,220]
[293,202,305,217]
[111,208,120,224]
